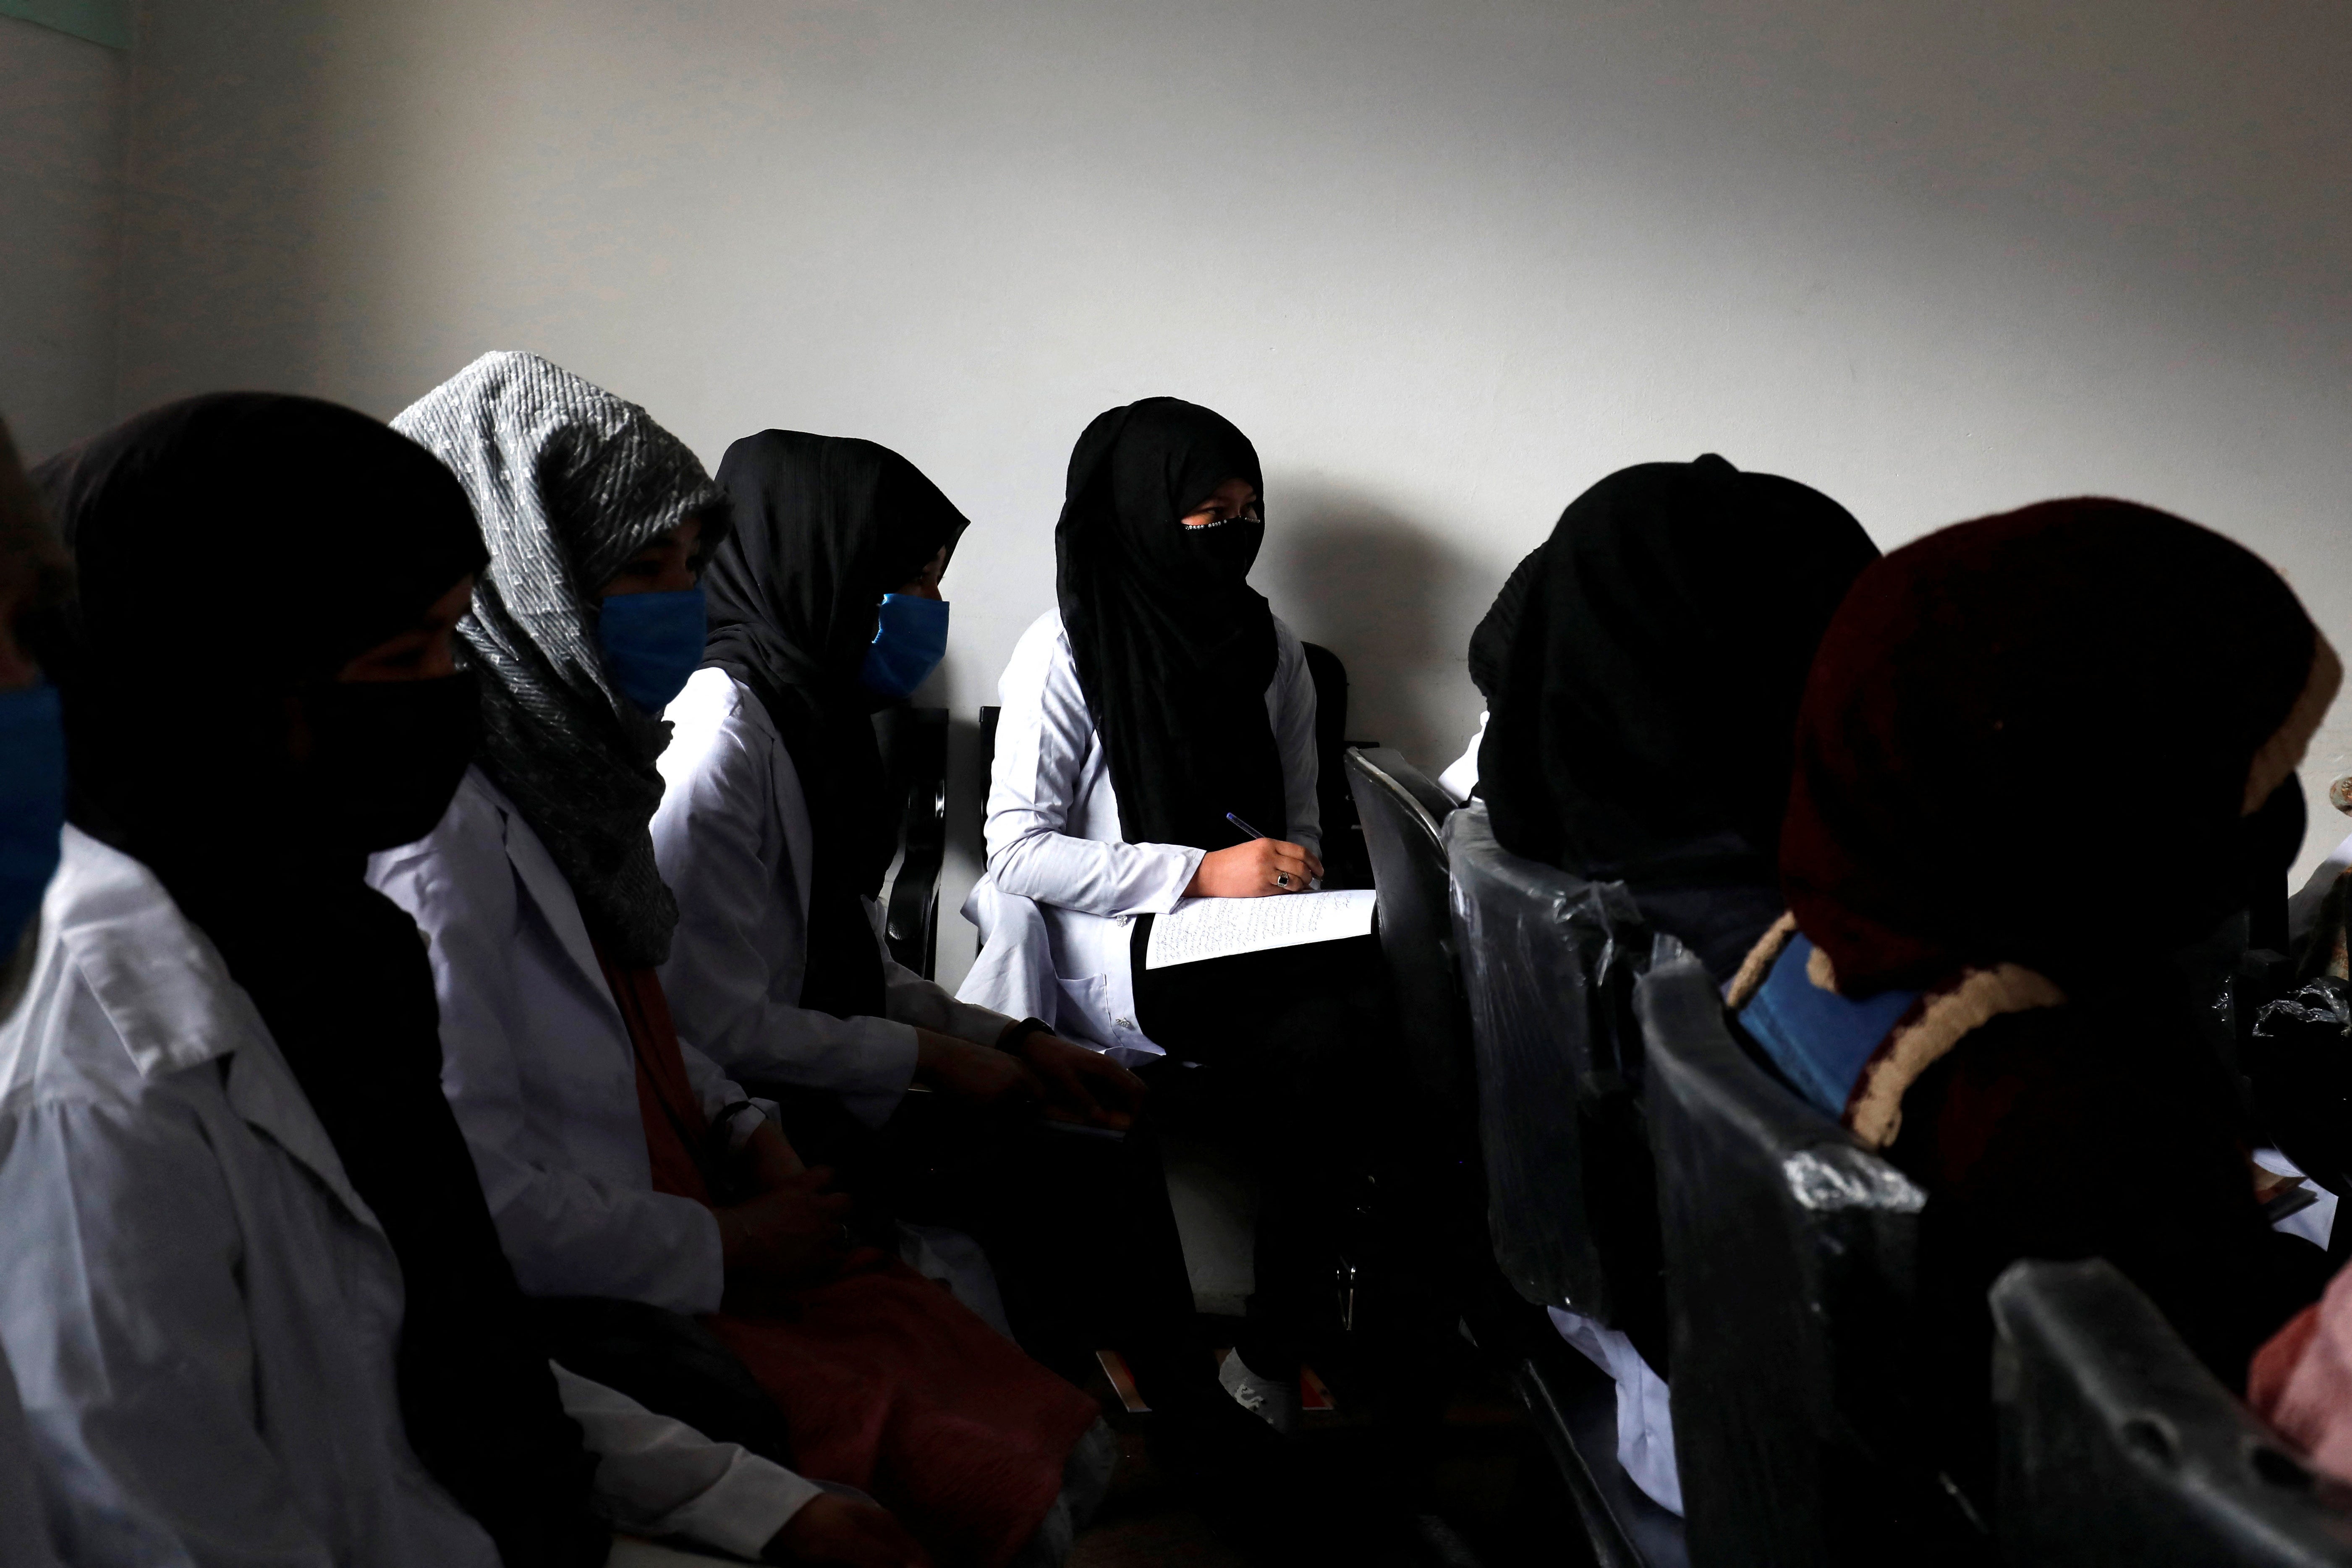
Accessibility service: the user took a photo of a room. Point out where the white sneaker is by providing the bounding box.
[1217,1351,1303,1437]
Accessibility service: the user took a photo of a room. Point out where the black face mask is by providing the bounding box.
[1175,515,1265,583]
[2171,778,2311,1036]
[2245,777,2310,886]
[303,673,481,852]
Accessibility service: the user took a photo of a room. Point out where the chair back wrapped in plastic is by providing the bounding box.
[2247,975,2352,1199]
[1640,954,1983,1566]
[1345,746,1470,1111]
[1446,800,1658,1338]
[1993,1257,2352,1567]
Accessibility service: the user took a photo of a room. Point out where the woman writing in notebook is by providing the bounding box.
[960,397,1401,1434]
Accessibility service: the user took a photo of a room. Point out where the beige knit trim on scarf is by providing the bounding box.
[1842,964,2065,1149]
[2245,632,2341,814]
[1729,632,2331,1147]
[1726,912,1800,1011]
[1724,913,2063,1149]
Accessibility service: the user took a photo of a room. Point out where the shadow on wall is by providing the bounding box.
[112,0,345,416]
[1255,477,1485,770]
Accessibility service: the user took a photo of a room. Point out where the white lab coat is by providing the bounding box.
[0,1353,54,1568]
[653,667,1017,1127]
[0,826,818,1566]
[1545,1309,1683,1516]
[1436,710,1488,805]
[957,609,1321,1060]
[369,766,756,1317]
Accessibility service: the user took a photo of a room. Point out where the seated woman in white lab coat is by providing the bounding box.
[378,353,1109,1568]
[658,431,1140,1132]
[6,393,867,1567]
[959,397,1402,1430]
[656,433,1258,1448]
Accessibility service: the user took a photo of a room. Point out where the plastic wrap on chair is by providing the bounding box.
[1445,800,1652,1319]
[2250,977,2352,1197]
[1640,954,1987,1567]
[1993,1257,2352,1568]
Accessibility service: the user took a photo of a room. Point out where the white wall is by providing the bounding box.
[0,12,126,461]
[98,0,2352,986]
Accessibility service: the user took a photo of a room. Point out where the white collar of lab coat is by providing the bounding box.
[474,770,611,993]
[45,825,382,1232]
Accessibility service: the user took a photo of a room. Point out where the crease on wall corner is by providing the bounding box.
[1,0,131,50]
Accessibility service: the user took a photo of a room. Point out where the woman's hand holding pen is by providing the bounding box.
[1186,836,1323,897]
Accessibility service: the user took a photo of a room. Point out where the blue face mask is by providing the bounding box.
[0,682,65,953]
[596,586,707,714]
[859,593,950,701]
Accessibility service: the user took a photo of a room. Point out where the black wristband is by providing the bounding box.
[997,1016,1054,1053]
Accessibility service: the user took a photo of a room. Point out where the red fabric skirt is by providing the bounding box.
[602,955,1100,1566]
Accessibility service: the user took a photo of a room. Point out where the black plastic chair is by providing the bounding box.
[1638,953,1986,1566]
[1343,746,1469,1111]
[1992,1256,2352,1567]
[1445,800,1661,1340]
[1414,801,1682,1566]
[1300,642,1374,889]
[873,704,947,977]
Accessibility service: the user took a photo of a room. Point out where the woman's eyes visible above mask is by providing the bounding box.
[1179,477,1261,530]
[337,576,474,683]
[602,515,704,598]
[892,546,950,600]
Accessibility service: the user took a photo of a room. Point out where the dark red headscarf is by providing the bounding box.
[1782,499,2338,996]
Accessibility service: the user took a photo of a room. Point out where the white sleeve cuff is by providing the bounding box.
[717,1100,766,1152]
[555,1364,822,1560]
[1126,844,1205,914]
[643,1446,821,1560]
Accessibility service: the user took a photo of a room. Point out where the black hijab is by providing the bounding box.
[1480,454,1878,883]
[1467,540,1548,706]
[1057,398,1283,851]
[34,395,603,1568]
[704,431,969,1020]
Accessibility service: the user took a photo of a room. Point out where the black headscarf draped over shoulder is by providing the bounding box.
[704,431,969,1020]
[1057,398,1284,851]
[1479,454,1878,881]
[34,394,602,1567]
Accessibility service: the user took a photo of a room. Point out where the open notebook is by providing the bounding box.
[1143,889,1377,969]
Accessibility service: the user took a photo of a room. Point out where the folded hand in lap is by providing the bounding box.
[719,1166,855,1293]
[913,1028,1045,1112]
[1010,1030,1145,1129]
[764,1492,932,1567]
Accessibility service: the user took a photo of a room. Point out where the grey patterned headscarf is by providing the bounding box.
[393,351,723,966]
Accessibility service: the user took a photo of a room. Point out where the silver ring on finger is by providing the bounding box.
[1275,871,1292,889]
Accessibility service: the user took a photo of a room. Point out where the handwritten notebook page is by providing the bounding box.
[1143,889,1378,969]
